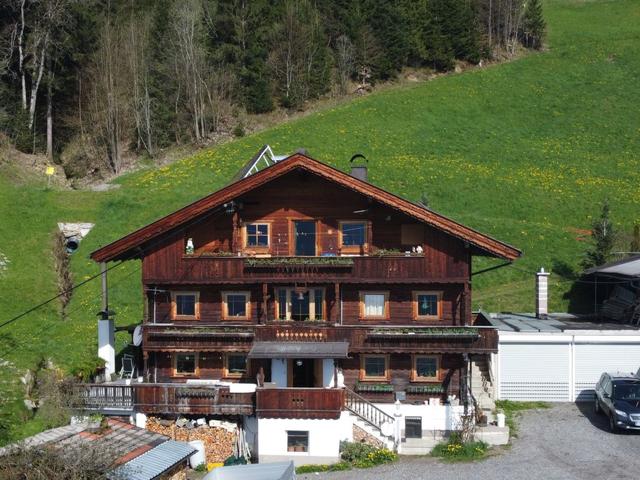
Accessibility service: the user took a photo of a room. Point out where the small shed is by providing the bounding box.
[203,461,296,480]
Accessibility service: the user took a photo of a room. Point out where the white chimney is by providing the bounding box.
[536,267,550,319]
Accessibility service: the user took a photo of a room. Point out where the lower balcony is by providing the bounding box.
[256,388,345,420]
[74,383,255,416]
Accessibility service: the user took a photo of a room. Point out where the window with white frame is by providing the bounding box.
[276,288,325,321]
[360,291,389,319]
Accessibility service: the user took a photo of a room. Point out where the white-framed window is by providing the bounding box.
[171,291,200,320]
[245,223,270,248]
[359,291,389,319]
[287,430,309,452]
[174,352,198,376]
[276,288,325,321]
[222,291,250,320]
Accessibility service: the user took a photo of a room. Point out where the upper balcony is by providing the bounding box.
[143,253,468,285]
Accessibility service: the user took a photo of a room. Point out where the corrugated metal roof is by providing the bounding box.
[109,440,195,480]
[478,312,640,333]
[584,255,640,277]
[204,461,295,480]
[248,341,349,359]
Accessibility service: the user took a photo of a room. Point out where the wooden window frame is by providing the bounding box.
[412,291,443,320]
[243,221,271,254]
[289,218,320,257]
[224,353,249,378]
[171,291,200,321]
[359,291,390,320]
[275,287,326,321]
[360,354,390,381]
[221,291,251,321]
[338,220,369,255]
[411,354,440,382]
[173,352,199,377]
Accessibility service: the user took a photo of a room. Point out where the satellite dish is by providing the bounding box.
[380,421,394,437]
[133,325,143,347]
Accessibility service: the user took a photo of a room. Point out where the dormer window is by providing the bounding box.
[339,221,368,254]
[245,223,270,250]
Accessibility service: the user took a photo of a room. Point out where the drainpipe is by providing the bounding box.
[98,262,116,378]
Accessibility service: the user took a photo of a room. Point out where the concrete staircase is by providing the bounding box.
[398,432,446,455]
[470,355,496,422]
[344,388,396,450]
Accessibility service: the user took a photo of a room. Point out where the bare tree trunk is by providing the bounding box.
[28,35,48,130]
[18,0,27,110]
[47,71,53,160]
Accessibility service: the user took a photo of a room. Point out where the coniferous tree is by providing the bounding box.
[521,0,545,49]
[582,200,616,269]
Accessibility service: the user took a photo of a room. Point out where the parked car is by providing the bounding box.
[594,371,640,432]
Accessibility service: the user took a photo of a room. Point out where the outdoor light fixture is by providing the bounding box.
[296,360,303,367]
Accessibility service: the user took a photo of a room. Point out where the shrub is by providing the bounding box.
[339,441,397,468]
[295,462,351,474]
[431,433,488,462]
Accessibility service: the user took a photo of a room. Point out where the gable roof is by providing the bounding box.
[91,153,521,262]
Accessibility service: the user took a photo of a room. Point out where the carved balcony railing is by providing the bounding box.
[256,388,345,419]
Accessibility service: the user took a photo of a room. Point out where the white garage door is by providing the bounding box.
[574,343,640,401]
[499,342,571,401]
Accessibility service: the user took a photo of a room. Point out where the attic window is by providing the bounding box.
[340,221,368,254]
[245,223,270,249]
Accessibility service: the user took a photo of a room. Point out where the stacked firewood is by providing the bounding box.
[146,417,236,464]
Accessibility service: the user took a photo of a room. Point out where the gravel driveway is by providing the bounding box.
[299,403,640,480]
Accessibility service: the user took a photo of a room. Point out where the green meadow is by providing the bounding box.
[1,0,639,440]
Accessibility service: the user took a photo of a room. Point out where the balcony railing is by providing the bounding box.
[145,254,465,284]
[256,388,345,419]
[74,383,254,416]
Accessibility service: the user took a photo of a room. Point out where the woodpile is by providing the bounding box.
[146,417,236,464]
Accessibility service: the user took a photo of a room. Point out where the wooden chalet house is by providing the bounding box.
[87,149,520,463]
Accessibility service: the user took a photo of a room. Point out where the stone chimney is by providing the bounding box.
[536,267,550,319]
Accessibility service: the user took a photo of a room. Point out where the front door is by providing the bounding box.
[294,220,316,256]
[291,359,316,387]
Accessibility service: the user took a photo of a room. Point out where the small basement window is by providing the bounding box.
[225,354,248,377]
[405,417,422,439]
[174,353,198,376]
[171,292,199,320]
[222,292,250,320]
[287,431,309,452]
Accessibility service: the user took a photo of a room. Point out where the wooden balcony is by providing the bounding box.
[142,324,498,354]
[144,255,466,284]
[256,388,345,419]
[75,383,254,416]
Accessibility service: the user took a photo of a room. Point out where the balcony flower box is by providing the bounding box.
[244,257,354,268]
[406,384,445,394]
[355,383,394,393]
[368,327,479,339]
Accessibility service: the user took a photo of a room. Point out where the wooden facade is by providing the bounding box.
[91,153,519,417]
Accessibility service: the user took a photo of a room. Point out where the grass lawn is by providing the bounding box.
[1,0,639,442]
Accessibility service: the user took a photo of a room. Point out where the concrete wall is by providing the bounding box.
[376,403,467,436]
[256,413,353,466]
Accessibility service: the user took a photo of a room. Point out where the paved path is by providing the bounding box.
[300,403,640,480]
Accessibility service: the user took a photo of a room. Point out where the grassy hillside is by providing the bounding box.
[1,0,639,440]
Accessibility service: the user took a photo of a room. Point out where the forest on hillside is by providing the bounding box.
[0,0,544,179]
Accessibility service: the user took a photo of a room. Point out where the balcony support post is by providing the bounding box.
[262,283,268,324]
[334,283,340,324]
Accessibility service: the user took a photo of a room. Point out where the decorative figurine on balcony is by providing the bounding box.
[186,238,195,255]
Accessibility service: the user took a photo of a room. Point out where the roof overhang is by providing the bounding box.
[248,341,350,359]
[91,153,522,263]
[583,255,640,278]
